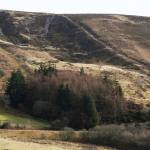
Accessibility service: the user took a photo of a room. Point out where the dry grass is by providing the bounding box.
[0,138,114,150]
[135,45,150,63]
[0,41,149,106]
[1,47,150,106]
[0,123,149,150]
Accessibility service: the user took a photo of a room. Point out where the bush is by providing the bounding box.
[0,121,11,129]
[51,120,66,130]
[47,124,150,150]
[32,101,51,118]
[78,125,150,150]
[59,131,75,141]
[37,62,57,76]
[0,69,4,78]
[63,127,75,131]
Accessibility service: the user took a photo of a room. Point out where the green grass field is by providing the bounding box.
[0,106,49,129]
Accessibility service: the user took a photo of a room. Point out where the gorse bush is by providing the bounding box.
[5,66,126,129]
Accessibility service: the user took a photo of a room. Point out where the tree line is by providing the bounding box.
[5,63,126,129]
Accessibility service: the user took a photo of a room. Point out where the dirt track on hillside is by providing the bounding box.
[0,138,115,150]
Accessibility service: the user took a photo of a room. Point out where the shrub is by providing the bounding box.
[0,121,11,129]
[80,67,85,75]
[59,131,75,141]
[51,120,66,130]
[37,62,57,76]
[32,101,51,118]
[78,125,150,150]
[63,127,75,131]
[0,69,4,78]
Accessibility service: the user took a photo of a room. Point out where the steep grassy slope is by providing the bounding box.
[0,44,149,107]
[0,11,149,71]
[69,14,150,65]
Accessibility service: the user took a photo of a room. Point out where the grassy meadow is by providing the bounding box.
[0,106,49,129]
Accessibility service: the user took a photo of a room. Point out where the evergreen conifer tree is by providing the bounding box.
[82,94,99,129]
[6,70,26,107]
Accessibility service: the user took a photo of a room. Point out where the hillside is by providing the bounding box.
[0,10,150,107]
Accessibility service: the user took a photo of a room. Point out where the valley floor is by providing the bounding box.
[0,138,115,150]
[0,125,149,150]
